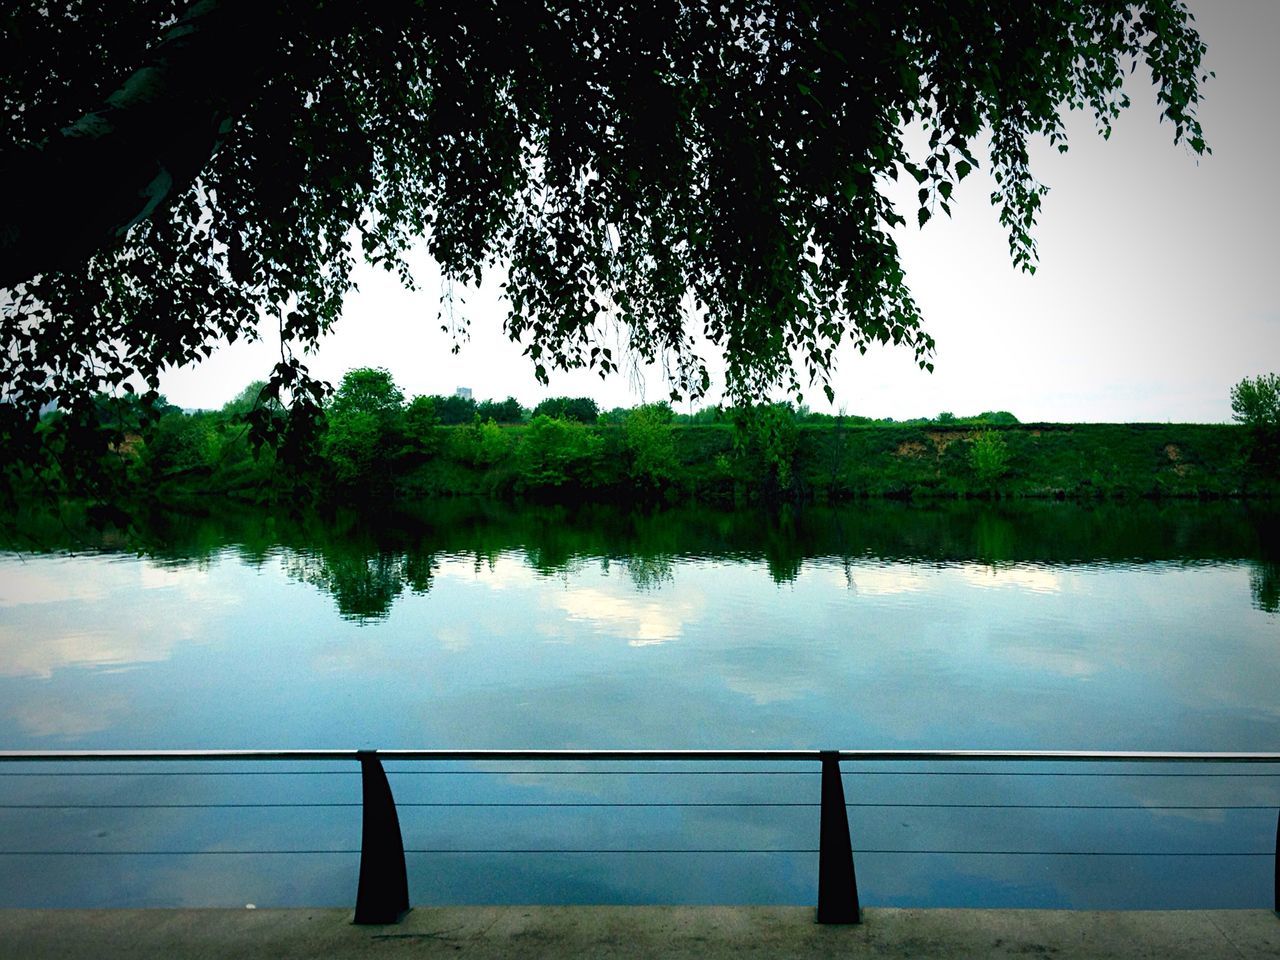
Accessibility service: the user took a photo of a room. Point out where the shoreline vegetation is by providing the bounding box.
[14,369,1279,509]
[158,419,1278,505]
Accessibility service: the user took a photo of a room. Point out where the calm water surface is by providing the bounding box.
[1,500,1277,909]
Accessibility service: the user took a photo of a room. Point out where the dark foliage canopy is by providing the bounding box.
[0,0,1210,457]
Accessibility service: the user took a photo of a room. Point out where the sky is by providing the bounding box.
[159,0,1279,423]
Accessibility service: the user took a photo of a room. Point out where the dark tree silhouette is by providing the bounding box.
[1,1,1210,455]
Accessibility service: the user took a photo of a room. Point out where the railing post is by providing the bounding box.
[817,751,860,924]
[1273,808,1278,915]
[354,750,410,925]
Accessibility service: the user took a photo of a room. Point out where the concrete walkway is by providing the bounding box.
[1,907,1277,960]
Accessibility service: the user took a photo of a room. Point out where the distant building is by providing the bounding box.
[455,387,472,399]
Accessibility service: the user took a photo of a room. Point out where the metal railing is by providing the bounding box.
[1,748,1277,924]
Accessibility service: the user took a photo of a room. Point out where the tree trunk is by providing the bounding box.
[0,0,282,290]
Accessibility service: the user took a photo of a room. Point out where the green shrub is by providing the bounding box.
[732,403,799,498]
[623,403,677,490]
[403,396,442,455]
[451,418,513,467]
[516,415,604,490]
[138,411,218,479]
[323,409,383,488]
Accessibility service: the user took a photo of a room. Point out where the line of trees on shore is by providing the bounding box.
[14,368,1278,508]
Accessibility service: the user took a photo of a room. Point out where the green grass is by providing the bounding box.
[56,419,1274,507]
[397,422,1273,504]
[792,422,1263,500]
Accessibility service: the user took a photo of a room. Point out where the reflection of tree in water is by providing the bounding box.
[842,557,859,591]
[14,498,1280,616]
[761,507,804,584]
[284,549,436,622]
[1250,507,1280,614]
[973,512,1016,565]
[624,555,674,591]
[1250,563,1279,613]
[523,548,590,579]
[403,552,437,595]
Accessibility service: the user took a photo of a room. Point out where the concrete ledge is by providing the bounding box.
[1,906,1276,960]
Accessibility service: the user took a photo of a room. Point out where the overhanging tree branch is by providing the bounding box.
[0,1,1212,486]
[0,0,279,289]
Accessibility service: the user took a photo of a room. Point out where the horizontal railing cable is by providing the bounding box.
[3,749,1279,762]
[5,769,1279,779]
[0,848,1271,857]
[1,801,1275,810]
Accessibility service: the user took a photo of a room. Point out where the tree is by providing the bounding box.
[1230,373,1280,469]
[431,394,478,425]
[976,410,1019,426]
[402,395,442,455]
[137,410,217,481]
[323,368,405,492]
[221,380,279,417]
[623,402,677,490]
[532,397,599,423]
[517,414,604,491]
[970,430,1010,488]
[476,397,524,423]
[451,418,514,468]
[328,368,405,425]
[1,2,1211,466]
[732,403,800,498]
[1229,374,1280,430]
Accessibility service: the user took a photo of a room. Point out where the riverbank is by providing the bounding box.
[3,906,1276,959]
[132,421,1276,506]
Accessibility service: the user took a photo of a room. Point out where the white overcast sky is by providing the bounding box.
[160,0,1279,423]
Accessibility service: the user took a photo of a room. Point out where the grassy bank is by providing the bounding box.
[25,392,1275,507]
[796,422,1269,500]
[387,420,1271,504]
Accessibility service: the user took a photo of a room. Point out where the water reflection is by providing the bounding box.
[8,499,1277,620]
[284,550,435,622]
[621,555,674,592]
[0,499,1277,909]
[1251,562,1279,613]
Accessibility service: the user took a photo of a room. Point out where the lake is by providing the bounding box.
[1,499,1277,910]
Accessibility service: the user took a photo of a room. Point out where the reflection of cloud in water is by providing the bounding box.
[996,644,1096,679]
[435,624,471,652]
[433,554,540,591]
[0,555,232,614]
[0,626,173,679]
[840,565,932,597]
[548,586,701,646]
[830,561,1063,597]
[7,692,130,737]
[0,563,108,607]
[720,666,809,705]
[0,555,236,679]
[957,564,1062,594]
